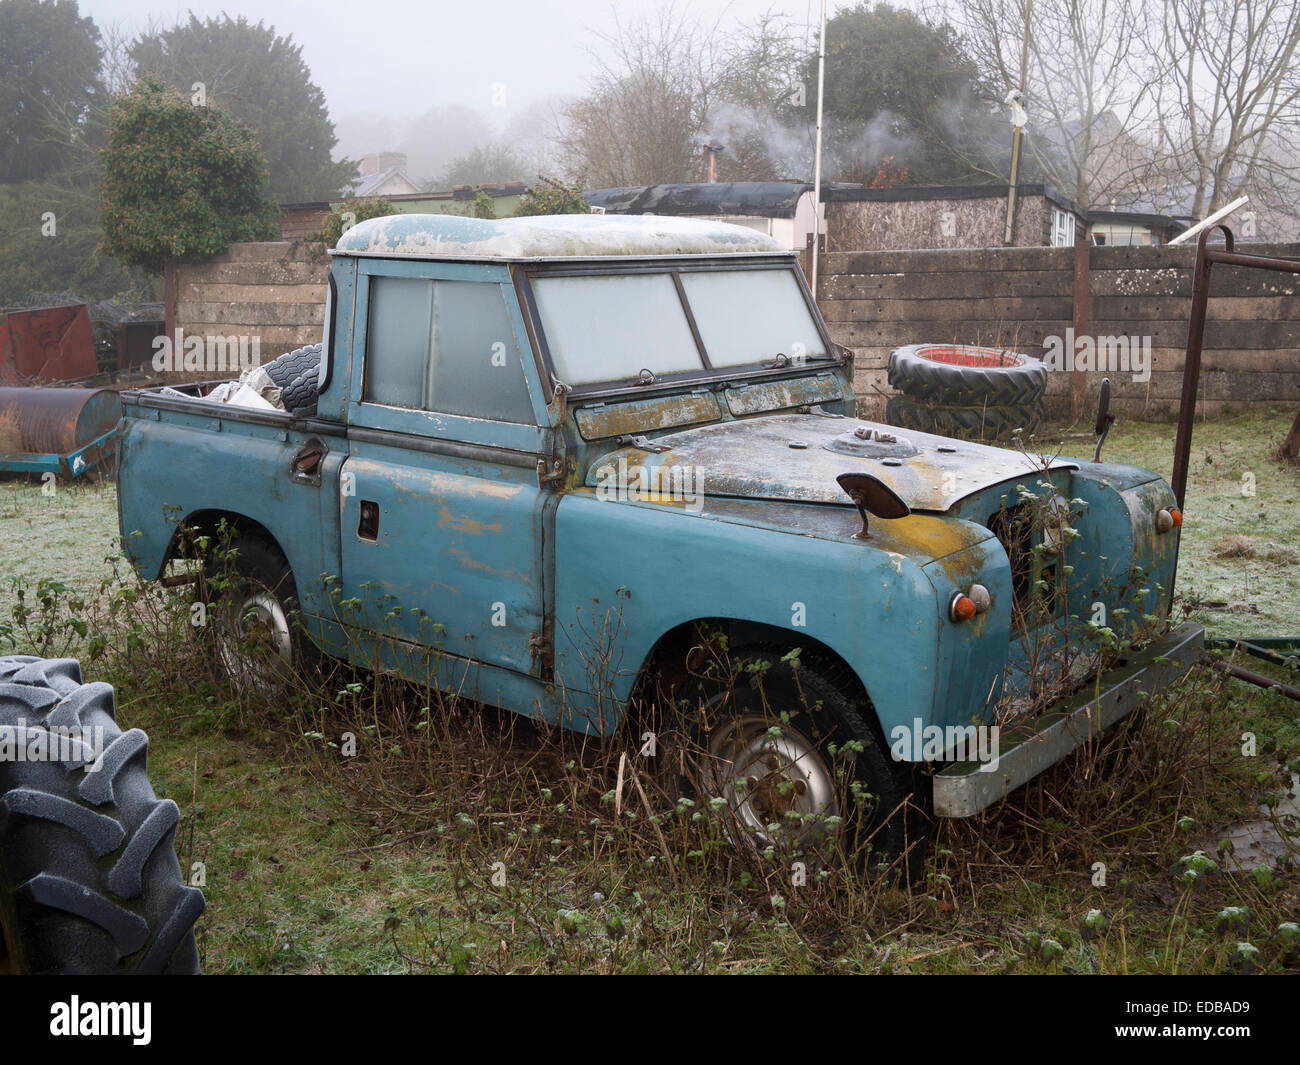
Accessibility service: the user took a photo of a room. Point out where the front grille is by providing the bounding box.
[989,502,1060,624]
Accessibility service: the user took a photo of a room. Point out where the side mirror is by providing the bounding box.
[836,472,910,539]
[1094,377,1116,461]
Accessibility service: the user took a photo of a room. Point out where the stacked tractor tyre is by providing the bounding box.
[886,344,1046,442]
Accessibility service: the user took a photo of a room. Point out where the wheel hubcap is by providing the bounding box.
[705,713,839,843]
[215,590,294,698]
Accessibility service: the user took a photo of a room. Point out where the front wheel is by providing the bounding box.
[665,643,931,880]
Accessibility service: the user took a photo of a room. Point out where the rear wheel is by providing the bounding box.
[661,643,931,880]
[203,532,318,702]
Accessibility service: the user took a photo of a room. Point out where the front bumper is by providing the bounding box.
[932,622,1205,817]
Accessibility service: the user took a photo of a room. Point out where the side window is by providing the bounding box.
[364,276,536,424]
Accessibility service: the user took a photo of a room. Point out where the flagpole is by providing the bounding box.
[811,0,827,300]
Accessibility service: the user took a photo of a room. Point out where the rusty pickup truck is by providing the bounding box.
[117,213,1202,871]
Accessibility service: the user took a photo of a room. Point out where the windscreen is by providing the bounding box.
[531,266,824,387]
[679,269,825,367]
[532,273,700,386]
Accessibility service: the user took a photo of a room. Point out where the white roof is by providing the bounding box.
[332,213,788,260]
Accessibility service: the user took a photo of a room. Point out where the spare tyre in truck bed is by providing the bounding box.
[264,343,322,415]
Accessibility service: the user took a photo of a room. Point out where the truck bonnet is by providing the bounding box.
[585,412,1077,512]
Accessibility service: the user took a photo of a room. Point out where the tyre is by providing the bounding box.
[660,643,931,881]
[263,344,321,416]
[203,531,318,702]
[0,656,204,974]
[886,394,1041,441]
[280,365,319,416]
[263,343,322,390]
[888,343,1046,406]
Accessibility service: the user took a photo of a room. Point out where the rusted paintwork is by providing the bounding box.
[723,374,847,417]
[586,412,1077,512]
[574,392,722,440]
[571,488,992,565]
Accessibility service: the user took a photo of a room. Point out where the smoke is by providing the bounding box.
[702,101,815,180]
[830,110,914,174]
[699,99,994,185]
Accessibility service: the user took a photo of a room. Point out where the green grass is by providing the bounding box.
[1053,405,1300,636]
[0,477,120,597]
[0,409,1297,975]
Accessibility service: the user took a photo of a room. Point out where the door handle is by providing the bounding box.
[290,441,326,485]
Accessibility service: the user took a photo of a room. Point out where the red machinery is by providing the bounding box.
[0,304,98,383]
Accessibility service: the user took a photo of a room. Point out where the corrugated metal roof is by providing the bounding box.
[333,213,788,260]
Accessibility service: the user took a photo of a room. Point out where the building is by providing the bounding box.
[278,182,533,241]
[1088,208,1190,246]
[583,182,822,254]
[346,152,421,198]
[822,183,1089,251]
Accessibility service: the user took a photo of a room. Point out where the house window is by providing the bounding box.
[1050,208,1076,247]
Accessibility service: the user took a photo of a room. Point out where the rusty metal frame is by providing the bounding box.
[1171,226,1300,510]
[1204,635,1300,702]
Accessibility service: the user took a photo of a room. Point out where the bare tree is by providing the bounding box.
[99,19,139,97]
[557,4,720,186]
[1145,0,1300,217]
[706,11,815,180]
[940,0,1154,206]
[556,5,812,186]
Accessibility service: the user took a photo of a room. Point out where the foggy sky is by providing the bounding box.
[78,0,838,177]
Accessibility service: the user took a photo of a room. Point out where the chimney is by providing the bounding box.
[361,153,378,176]
[703,140,725,183]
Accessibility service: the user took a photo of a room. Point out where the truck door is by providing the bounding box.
[336,259,554,680]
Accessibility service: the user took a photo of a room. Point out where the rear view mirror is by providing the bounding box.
[1094,377,1111,434]
[836,472,910,538]
[1094,377,1116,461]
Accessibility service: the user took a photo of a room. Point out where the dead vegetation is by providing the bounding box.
[1213,533,1298,564]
